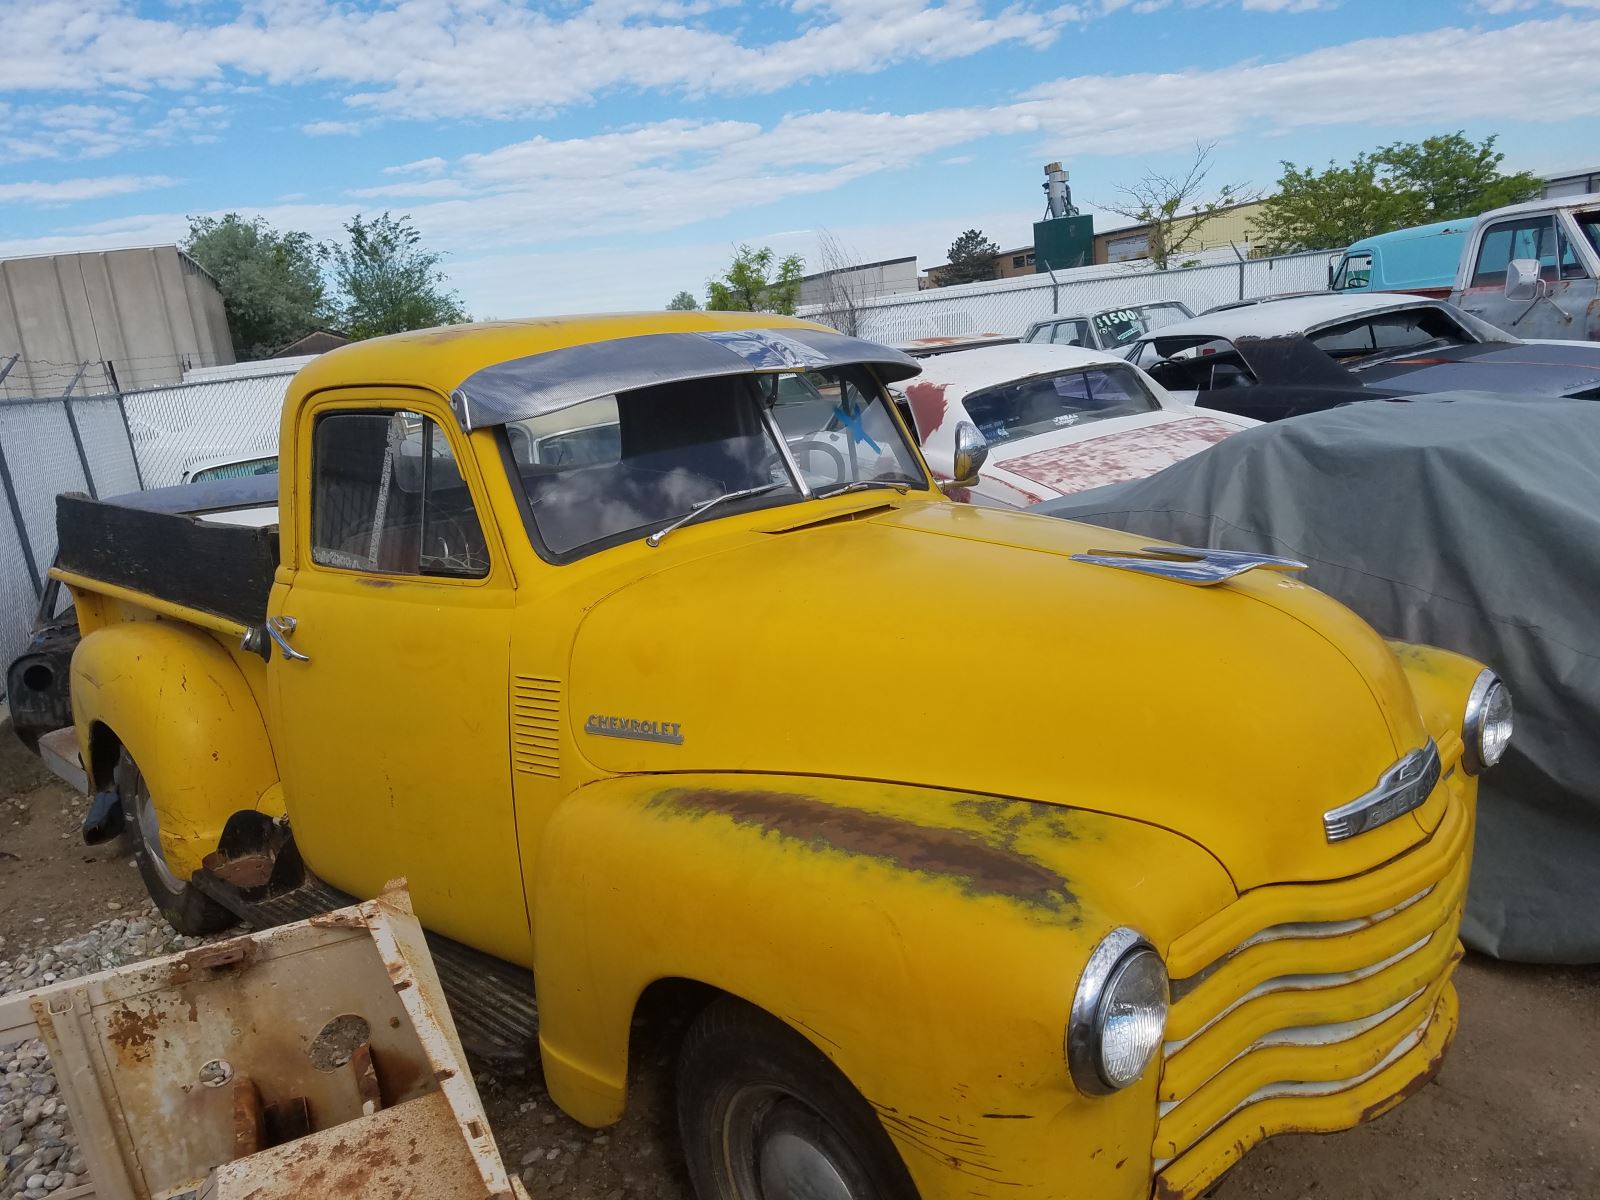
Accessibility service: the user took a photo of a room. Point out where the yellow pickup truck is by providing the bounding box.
[50,312,1510,1200]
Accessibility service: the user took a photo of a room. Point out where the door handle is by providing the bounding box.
[266,615,311,663]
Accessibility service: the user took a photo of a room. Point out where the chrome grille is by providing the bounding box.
[1152,789,1472,1192]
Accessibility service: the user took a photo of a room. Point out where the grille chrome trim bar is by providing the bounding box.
[1170,883,1435,1002]
[1154,1006,1434,1172]
[1165,932,1435,1056]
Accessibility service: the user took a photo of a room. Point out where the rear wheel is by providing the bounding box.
[116,750,233,935]
[677,997,919,1200]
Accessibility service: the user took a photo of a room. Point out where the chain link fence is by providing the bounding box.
[800,247,1334,342]
[0,368,296,673]
[121,372,293,489]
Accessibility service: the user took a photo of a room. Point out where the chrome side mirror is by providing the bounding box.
[945,422,988,489]
[1505,257,1543,303]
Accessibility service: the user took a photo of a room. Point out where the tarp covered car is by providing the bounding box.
[1037,394,1600,963]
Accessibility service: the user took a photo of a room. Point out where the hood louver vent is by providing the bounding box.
[511,675,562,778]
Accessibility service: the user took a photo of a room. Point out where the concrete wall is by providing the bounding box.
[0,246,235,399]
[799,258,919,307]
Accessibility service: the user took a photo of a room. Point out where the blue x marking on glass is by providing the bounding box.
[832,404,881,452]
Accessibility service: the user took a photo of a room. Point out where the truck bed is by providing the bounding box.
[54,487,279,626]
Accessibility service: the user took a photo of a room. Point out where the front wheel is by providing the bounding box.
[116,750,233,935]
[677,997,920,1200]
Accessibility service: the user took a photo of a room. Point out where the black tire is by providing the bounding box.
[677,997,920,1200]
[115,750,233,936]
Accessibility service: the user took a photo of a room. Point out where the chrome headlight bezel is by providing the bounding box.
[1066,926,1169,1095]
[1462,668,1512,775]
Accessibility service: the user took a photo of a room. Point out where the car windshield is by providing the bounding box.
[962,366,1160,445]
[1092,303,1192,348]
[504,365,925,559]
[1578,210,1600,258]
[190,455,279,482]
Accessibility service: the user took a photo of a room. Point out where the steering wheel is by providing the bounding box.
[786,438,849,487]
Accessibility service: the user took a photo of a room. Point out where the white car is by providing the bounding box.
[894,342,1257,506]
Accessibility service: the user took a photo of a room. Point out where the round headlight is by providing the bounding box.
[1463,669,1513,775]
[1067,927,1169,1095]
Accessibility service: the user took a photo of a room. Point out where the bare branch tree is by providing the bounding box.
[1099,142,1259,270]
[810,229,867,336]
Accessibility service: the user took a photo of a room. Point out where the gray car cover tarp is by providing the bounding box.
[1037,394,1600,963]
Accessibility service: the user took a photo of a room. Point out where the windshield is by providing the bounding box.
[189,455,279,482]
[1578,210,1600,258]
[963,366,1160,446]
[1092,303,1192,348]
[505,366,925,559]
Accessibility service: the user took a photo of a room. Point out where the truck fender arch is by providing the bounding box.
[71,621,280,881]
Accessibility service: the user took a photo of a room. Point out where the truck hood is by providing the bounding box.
[566,500,1437,889]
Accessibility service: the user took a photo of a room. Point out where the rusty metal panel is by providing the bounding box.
[0,882,527,1200]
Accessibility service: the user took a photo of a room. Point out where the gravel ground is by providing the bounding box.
[0,903,215,1200]
[0,727,1596,1199]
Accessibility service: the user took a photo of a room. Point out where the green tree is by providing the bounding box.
[667,290,701,311]
[1253,132,1541,254]
[941,229,1000,286]
[1103,142,1256,270]
[706,245,805,314]
[183,214,331,360]
[324,212,469,339]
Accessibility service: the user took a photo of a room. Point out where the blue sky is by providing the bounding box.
[3,0,1598,317]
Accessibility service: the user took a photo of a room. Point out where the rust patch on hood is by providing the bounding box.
[998,415,1241,495]
[651,788,1074,913]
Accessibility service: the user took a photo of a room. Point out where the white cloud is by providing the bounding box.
[349,179,471,198]
[301,119,364,136]
[0,175,178,204]
[0,0,1075,125]
[384,156,449,177]
[4,15,1599,309]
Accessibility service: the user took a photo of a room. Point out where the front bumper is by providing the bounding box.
[1149,780,1473,1199]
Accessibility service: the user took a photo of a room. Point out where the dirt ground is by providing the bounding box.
[1,736,1595,1199]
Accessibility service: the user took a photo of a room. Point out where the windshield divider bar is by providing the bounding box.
[753,376,814,499]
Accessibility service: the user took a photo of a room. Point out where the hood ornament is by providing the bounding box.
[1070,544,1307,587]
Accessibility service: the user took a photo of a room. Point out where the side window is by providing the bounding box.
[310,411,490,578]
[1051,320,1091,347]
[1024,324,1053,344]
[1472,217,1559,287]
[1335,252,1372,290]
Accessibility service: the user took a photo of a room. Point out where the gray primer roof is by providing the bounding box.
[449,327,922,430]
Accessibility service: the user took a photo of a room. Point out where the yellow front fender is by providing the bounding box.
[531,772,1234,1200]
[71,621,281,879]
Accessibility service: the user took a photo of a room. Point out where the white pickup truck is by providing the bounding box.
[1447,193,1600,341]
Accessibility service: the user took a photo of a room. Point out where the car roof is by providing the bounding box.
[1030,299,1189,326]
[901,342,1133,399]
[1347,218,1475,250]
[289,312,918,429]
[1136,293,1453,342]
[1474,191,1600,220]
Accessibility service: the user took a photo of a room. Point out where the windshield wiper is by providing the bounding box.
[815,479,913,499]
[645,482,789,547]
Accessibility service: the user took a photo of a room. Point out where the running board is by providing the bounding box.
[194,869,540,1069]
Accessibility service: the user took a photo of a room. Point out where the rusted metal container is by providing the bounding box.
[0,883,527,1200]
